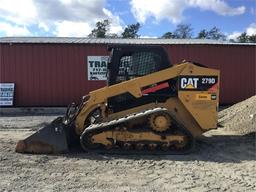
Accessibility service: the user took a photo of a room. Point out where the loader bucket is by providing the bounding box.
[15,117,78,154]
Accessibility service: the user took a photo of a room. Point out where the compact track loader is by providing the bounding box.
[16,45,220,154]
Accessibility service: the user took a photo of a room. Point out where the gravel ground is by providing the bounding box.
[0,96,255,192]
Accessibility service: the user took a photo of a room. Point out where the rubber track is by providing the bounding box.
[80,108,195,155]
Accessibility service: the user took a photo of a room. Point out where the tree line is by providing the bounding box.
[89,19,256,43]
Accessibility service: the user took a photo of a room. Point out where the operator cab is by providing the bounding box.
[107,45,176,113]
[107,45,171,85]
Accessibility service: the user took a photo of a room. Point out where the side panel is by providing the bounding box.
[178,65,220,130]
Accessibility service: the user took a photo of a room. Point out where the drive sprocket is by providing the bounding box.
[149,112,171,132]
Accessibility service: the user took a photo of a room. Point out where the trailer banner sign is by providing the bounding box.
[0,83,15,106]
[87,56,109,81]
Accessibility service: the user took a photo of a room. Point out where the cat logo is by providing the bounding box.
[180,77,199,89]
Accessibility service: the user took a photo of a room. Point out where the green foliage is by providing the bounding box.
[121,23,141,38]
[233,32,256,43]
[88,20,256,43]
[161,32,175,39]
[248,34,256,43]
[208,27,226,40]
[197,29,208,39]
[237,32,249,43]
[197,27,226,40]
[173,24,193,39]
[89,19,110,38]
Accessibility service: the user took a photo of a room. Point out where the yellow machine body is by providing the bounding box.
[75,62,219,136]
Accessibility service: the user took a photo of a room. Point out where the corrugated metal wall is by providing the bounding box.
[0,43,255,106]
[164,44,256,104]
[0,43,107,106]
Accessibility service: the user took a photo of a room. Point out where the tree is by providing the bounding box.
[121,22,141,38]
[229,39,236,43]
[173,24,193,39]
[208,27,226,40]
[233,32,256,43]
[248,34,256,43]
[197,29,208,39]
[89,19,110,38]
[161,32,175,39]
[197,27,225,40]
[237,32,249,43]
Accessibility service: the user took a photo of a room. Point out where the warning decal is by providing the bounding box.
[195,94,211,100]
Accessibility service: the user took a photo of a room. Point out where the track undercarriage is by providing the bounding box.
[80,108,194,154]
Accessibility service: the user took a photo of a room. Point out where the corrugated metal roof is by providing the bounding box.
[0,37,255,45]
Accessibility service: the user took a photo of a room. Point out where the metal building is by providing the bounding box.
[0,37,255,106]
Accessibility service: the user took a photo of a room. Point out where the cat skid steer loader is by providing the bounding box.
[16,45,220,154]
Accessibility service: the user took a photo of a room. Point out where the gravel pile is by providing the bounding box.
[218,95,256,134]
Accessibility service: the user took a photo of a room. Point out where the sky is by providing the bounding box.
[0,0,255,40]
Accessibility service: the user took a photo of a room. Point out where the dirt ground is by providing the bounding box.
[0,96,255,192]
